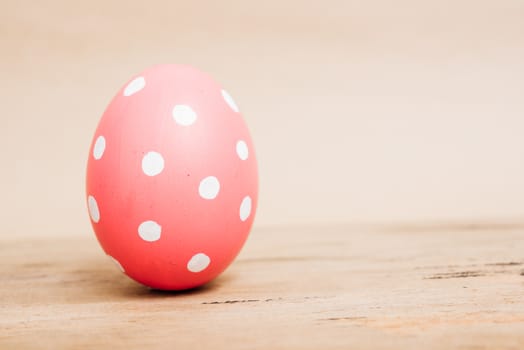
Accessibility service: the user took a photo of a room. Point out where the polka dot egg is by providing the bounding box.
[86,64,258,290]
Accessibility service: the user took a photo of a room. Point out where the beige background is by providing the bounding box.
[2,0,524,236]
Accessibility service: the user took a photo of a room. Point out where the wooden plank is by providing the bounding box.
[1,224,524,349]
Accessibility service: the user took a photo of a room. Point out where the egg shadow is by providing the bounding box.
[99,267,235,300]
[148,275,231,297]
[124,274,233,299]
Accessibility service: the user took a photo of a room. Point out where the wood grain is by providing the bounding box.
[1,224,524,349]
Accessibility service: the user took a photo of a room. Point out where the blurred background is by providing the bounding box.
[2,0,524,236]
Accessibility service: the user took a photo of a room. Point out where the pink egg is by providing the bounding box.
[86,64,258,290]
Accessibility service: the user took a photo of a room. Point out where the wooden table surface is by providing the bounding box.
[1,224,523,349]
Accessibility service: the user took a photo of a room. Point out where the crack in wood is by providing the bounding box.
[485,262,523,266]
[202,297,286,305]
[425,271,486,279]
[424,262,524,279]
[202,298,278,305]
[321,317,368,321]
[203,299,260,304]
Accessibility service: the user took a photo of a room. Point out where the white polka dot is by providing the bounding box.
[88,195,100,223]
[142,152,164,176]
[138,220,162,242]
[199,176,220,200]
[93,135,106,160]
[187,253,211,273]
[123,76,145,96]
[172,104,197,126]
[221,89,239,113]
[236,140,249,160]
[239,196,252,222]
[108,255,125,273]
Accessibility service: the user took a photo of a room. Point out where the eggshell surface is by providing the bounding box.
[86,65,258,290]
